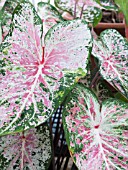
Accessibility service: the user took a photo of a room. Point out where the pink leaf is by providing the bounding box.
[0,124,52,169]
[92,29,128,99]
[63,84,128,170]
[0,2,92,135]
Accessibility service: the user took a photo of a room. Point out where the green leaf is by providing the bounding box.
[63,84,128,170]
[114,0,128,25]
[0,124,52,170]
[92,29,128,99]
[114,92,128,103]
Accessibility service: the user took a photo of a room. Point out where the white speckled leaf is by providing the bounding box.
[0,0,22,38]
[82,6,102,26]
[37,2,63,39]
[0,1,92,136]
[92,29,128,99]
[63,84,128,170]
[0,124,52,170]
[55,0,101,13]
[55,0,102,26]
[37,2,63,21]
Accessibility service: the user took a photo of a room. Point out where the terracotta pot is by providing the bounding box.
[94,22,125,37]
[94,12,127,39]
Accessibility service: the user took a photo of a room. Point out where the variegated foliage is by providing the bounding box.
[100,0,118,10]
[63,84,128,170]
[37,2,63,40]
[0,1,92,136]
[29,0,50,11]
[92,29,128,99]
[0,124,52,170]
[55,0,102,26]
[0,0,22,38]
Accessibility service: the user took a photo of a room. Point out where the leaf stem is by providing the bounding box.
[90,71,100,88]
[21,131,25,170]
[80,3,85,19]
[74,1,77,19]
[41,46,45,64]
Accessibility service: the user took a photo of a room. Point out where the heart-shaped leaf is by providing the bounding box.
[92,29,128,99]
[37,2,63,39]
[0,1,92,136]
[55,0,102,26]
[0,124,52,170]
[63,84,128,170]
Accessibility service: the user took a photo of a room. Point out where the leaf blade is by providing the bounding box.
[0,124,52,170]
[63,84,128,170]
[0,1,92,136]
[92,29,128,99]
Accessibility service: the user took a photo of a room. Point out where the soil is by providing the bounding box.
[101,10,124,23]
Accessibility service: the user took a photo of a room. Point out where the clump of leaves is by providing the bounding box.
[0,0,128,170]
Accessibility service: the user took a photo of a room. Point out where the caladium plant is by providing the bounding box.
[63,84,128,170]
[0,123,52,170]
[92,29,128,99]
[0,1,92,136]
[0,0,128,169]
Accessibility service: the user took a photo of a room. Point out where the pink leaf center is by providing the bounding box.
[41,46,45,64]
[94,125,99,129]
